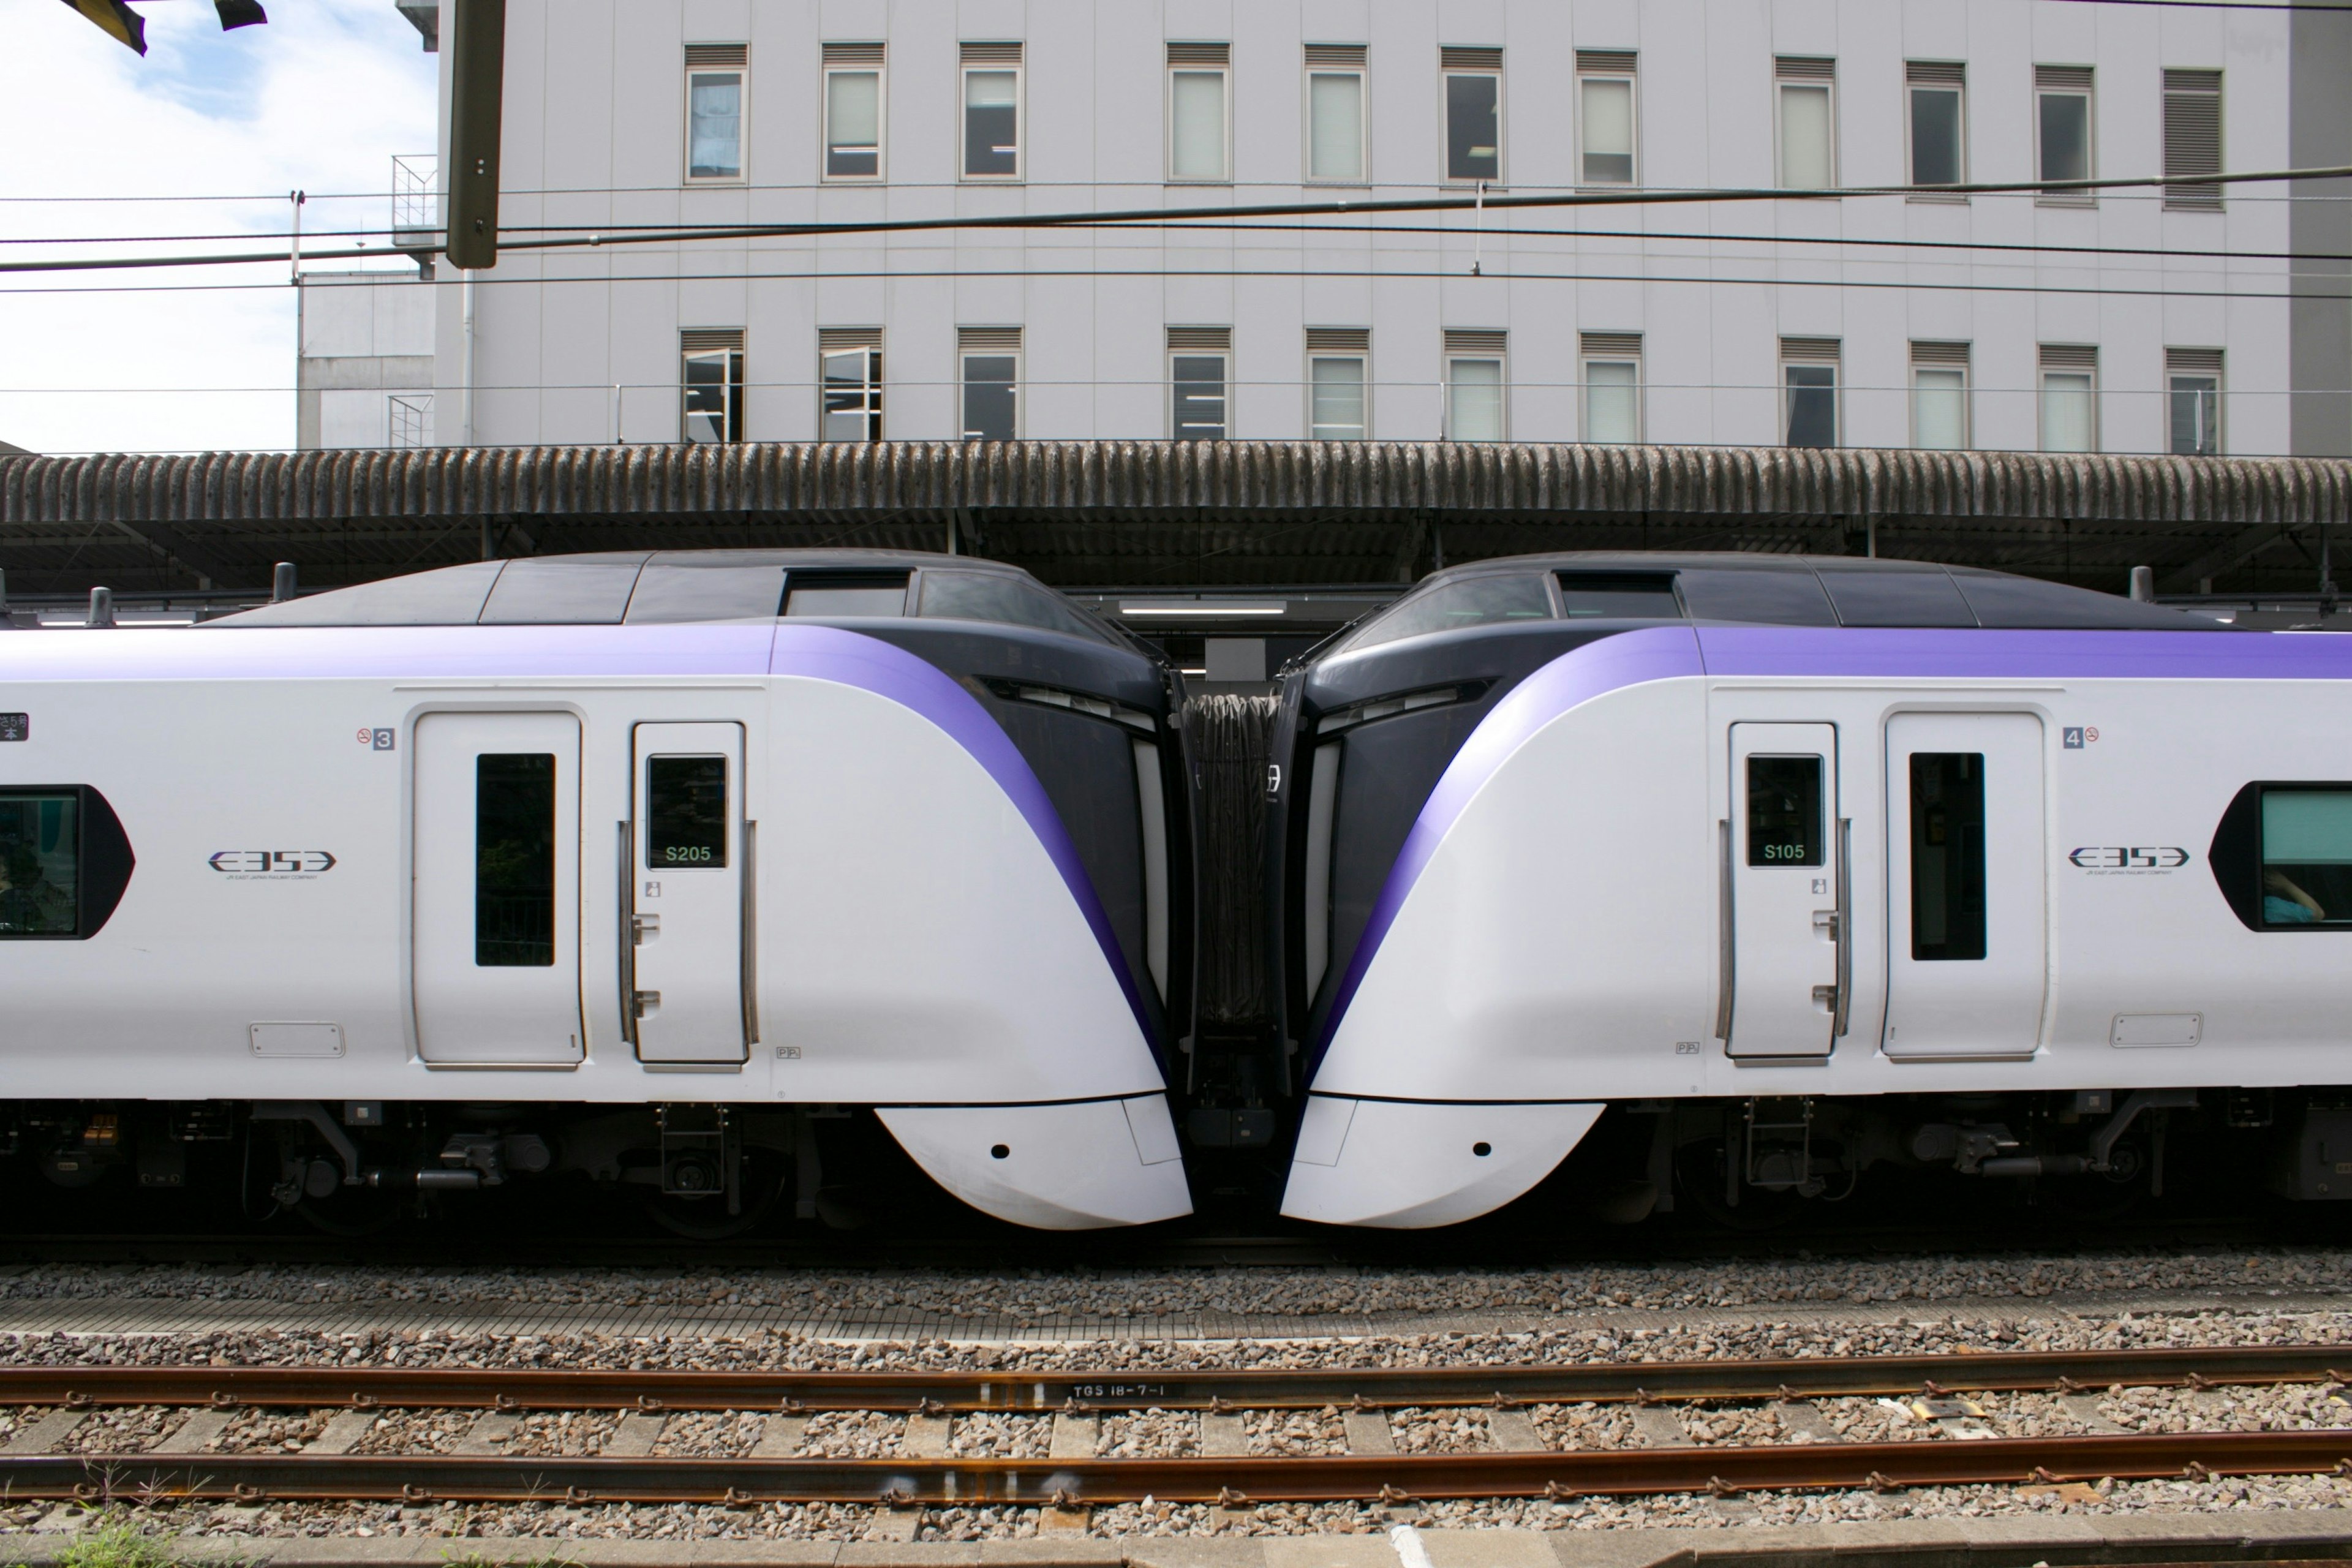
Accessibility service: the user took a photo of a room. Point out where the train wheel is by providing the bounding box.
[1672,1137,1803,1231]
[2042,1142,2148,1222]
[291,1188,406,1237]
[644,1148,788,1240]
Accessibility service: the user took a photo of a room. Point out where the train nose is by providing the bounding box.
[878,1094,1193,1229]
[1278,1096,1605,1227]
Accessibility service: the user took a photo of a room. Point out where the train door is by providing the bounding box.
[1883,713,2047,1058]
[628,723,750,1064]
[412,712,585,1065]
[1725,723,1843,1058]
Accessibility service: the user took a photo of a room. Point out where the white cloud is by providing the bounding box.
[0,0,437,454]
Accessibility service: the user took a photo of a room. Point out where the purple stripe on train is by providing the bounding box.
[0,621,1157,1058]
[1309,624,2352,1068]
[766,629,1156,1054]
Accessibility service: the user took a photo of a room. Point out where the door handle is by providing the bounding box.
[633,989,662,1019]
[1812,910,1839,939]
[633,913,659,944]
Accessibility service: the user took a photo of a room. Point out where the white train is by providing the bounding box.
[0,549,1196,1232]
[1267,554,2352,1227]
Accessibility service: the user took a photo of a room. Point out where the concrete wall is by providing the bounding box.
[298,271,437,450]
[428,0,2315,454]
[2289,2,2352,458]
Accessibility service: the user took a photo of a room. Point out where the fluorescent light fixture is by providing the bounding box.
[1119,601,1287,617]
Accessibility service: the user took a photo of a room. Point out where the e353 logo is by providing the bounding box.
[209,850,337,876]
[2068,846,2189,870]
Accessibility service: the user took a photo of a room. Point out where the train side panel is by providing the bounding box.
[1285,628,2352,1225]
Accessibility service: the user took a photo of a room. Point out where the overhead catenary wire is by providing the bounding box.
[0,263,2343,303]
[11,218,2352,271]
[4,163,2350,276]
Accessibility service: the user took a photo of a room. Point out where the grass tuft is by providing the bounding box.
[48,1517,182,1568]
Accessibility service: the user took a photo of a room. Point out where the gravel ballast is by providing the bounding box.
[0,1248,2348,1541]
[0,1248,2345,1319]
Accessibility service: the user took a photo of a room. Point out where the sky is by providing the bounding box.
[0,0,438,454]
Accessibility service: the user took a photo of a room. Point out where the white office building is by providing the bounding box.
[407,0,2352,458]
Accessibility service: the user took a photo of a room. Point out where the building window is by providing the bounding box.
[1305,44,1367,183]
[685,44,747,181]
[1441,47,1502,183]
[1580,331,1642,443]
[2168,347,2223,456]
[959,326,1020,440]
[681,330,744,443]
[1444,328,1506,442]
[1306,327,1368,439]
[1169,326,1230,439]
[820,328,883,441]
[1781,337,1839,448]
[961,42,1021,179]
[1168,42,1231,182]
[389,393,433,450]
[2163,68,2223,211]
[1910,341,1970,451]
[1577,51,1637,186]
[2039,344,2098,453]
[823,43,884,180]
[2035,65,2093,200]
[1776,57,1836,189]
[1905,61,1966,190]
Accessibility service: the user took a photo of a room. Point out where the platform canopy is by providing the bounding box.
[4,440,2349,597]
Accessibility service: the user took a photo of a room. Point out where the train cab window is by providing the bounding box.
[475,754,556,967]
[1910,752,1986,959]
[1819,567,1977,628]
[624,563,788,622]
[478,557,647,625]
[647,756,729,869]
[0,793,78,936]
[1675,568,1837,626]
[919,570,1115,642]
[783,573,909,617]
[1342,574,1551,651]
[1556,572,1682,619]
[1746,756,1823,867]
[2259,788,2352,927]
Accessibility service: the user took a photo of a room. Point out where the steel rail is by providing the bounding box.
[9,1430,2352,1506]
[0,1346,2343,1413]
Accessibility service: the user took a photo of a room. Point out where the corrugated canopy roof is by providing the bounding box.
[4,440,2346,596]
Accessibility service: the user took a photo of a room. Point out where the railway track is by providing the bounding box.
[2,1346,2349,1509]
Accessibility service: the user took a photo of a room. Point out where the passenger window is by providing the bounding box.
[1556,572,1682,619]
[2260,788,2352,927]
[1910,753,1986,960]
[1746,756,1822,867]
[475,754,555,967]
[1343,575,1551,651]
[0,793,78,936]
[647,756,729,869]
